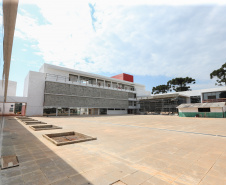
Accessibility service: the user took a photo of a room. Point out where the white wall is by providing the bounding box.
[179,107,225,113]
[25,71,46,116]
[107,110,127,115]
[135,84,151,97]
[210,107,224,112]
[0,80,17,115]
[0,103,15,115]
[178,107,198,112]
[0,80,17,96]
[223,106,226,112]
[23,74,29,97]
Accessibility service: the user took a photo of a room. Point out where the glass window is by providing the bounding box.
[190,96,201,103]
[43,108,56,116]
[100,108,107,114]
[198,108,210,112]
[58,108,69,116]
[69,74,78,82]
[203,93,208,100]
[219,91,226,98]
[70,108,79,115]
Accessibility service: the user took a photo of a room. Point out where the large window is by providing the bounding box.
[43,108,56,116]
[58,108,69,116]
[198,108,210,112]
[191,96,201,103]
[100,108,107,115]
[203,91,226,100]
[69,74,78,82]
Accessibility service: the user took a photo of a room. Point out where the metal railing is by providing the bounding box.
[202,98,226,103]
[45,73,135,92]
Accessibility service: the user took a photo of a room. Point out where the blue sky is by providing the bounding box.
[1,0,226,96]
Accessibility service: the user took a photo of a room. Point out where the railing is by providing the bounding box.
[202,98,226,103]
[45,73,135,92]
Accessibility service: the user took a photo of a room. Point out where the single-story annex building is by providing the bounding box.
[177,102,226,118]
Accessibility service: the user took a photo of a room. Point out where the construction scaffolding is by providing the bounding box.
[138,94,187,114]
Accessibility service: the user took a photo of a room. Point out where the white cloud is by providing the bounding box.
[14,1,226,82]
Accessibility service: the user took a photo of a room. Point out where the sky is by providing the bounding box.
[1,0,226,96]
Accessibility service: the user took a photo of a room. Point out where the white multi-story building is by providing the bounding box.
[1,64,225,117]
[23,63,150,116]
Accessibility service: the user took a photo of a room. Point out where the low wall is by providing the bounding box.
[179,112,226,118]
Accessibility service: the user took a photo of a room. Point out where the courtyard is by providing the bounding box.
[1,115,226,185]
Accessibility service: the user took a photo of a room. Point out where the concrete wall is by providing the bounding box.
[211,107,224,112]
[179,107,224,113]
[44,81,129,109]
[23,74,29,97]
[0,103,14,115]
[178,107,198,112]
[25,71,46,116]
[135,84,151,97]
[0,80,17,96]
[0,80,17,115]
[107,110,127,115]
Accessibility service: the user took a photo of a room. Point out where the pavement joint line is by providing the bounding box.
[79,120,226,138]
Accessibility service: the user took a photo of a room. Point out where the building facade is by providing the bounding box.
[23,63,150,116]
[177,102,226,118]
[138,87,226,114]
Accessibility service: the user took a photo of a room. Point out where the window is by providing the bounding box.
[69,74,78,82]
[129,101,133,106]
[208,95,216,99]
[198,108,210,112]
[43,108,56,116]
[203,91,226,100]
[190,96,201,103]
[9,108,14,112]
[100,108,107,114]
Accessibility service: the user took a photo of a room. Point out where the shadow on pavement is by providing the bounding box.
[0,116,93,185]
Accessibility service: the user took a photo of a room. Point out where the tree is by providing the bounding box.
[210,63,226,86]
[152,85,170,94]
[167,77,196,92]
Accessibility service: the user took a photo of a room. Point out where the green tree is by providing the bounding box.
[210,62,226,86]
[152,85,170,94]
[167,77,196,92]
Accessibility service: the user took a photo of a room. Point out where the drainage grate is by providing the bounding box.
[30,125,62,131]
[43,131,97,146]
[1,155,19,169]
[111,180,127,185]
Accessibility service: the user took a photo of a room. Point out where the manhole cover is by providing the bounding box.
[43,131,97,146]
[111,180,127,185]
[1,155,19,169]
[30,125,62,131]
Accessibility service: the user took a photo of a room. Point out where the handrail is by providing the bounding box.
[45,73,136,92]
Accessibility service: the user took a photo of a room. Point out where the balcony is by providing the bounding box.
[45,73,136,93]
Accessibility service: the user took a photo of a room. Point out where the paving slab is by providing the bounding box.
[1,115,226,185]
